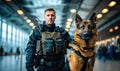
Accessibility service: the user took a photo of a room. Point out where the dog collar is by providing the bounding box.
[73,41,94,51]
[82,47,94,51]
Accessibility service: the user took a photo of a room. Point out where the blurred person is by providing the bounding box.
[15,47,20,60]
[97,44,103,59]
[10,48,13,55]
[0,45,4,56]
[25,8,72,71]
[117,38,120,60]
[109,42,117,60]
[16,47,20,55]
[101,44,108,62]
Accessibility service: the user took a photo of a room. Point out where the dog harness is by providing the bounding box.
[71,47,95,71]
[73,41,94,51]
[70,41,95,71]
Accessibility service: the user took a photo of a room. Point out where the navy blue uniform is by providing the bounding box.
[25,23,72,71]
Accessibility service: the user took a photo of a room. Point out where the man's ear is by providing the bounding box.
[75,14,82,28]
[55,15,56,19]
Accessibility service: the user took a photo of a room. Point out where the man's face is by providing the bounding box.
[44,11,56,26]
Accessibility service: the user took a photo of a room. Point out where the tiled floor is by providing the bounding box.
[0,55,120,71]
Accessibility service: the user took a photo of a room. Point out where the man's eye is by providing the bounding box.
[51,15,54,16]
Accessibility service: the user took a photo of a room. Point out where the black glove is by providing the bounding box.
[34,55,42,68]
[26,66,34,71]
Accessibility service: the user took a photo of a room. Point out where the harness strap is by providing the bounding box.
[71,48,94,71]
[74,41,94,51]
[71,48,87,59]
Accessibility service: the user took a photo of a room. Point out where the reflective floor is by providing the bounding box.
[94,58,120,71]
[0,55,120,71]
[0,55,26,71]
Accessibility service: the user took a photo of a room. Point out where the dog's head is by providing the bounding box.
[74,13,98,48]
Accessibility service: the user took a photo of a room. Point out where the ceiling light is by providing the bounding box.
[65,28,69,32]
[66,25,70,28]
[108,1,116,7]
[96,42,100,45]
[102,8,109,14]
[32,26,36,29]
[66,22,71,26]
[97,14,102,19]
[66,22,71,29]
[101,40,106,44]
[114,26,119,30]
[106,39,111,42]
[5,0,11,2]
[116,36,119,40]
[66,24,70,28]
[67,18,72,22]
[112,37,115,41]
[24,16,28,20]
[26,19,31,23]
[17,10,24,15]
[70,9,76,13]
[109,28,113,32]
[106,38,111,42]
[29,22,34,26]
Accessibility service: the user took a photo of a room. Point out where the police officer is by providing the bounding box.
[25,8,72,71]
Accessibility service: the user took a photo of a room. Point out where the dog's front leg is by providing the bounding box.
[68,51,84,71]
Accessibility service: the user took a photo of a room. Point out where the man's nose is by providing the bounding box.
[49,15,52,18]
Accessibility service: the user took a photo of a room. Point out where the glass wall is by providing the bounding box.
[0,17,29,53]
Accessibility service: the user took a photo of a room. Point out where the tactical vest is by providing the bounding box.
[36,27,66,55]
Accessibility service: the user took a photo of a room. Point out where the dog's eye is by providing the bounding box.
[88,25,92,29]
[77,26,80,29]
[80,25,85,29]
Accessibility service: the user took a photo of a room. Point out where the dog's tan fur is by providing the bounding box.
[67,13,98,71]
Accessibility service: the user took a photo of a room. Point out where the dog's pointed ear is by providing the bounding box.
[89,13,97,24]
[75,14,82,27]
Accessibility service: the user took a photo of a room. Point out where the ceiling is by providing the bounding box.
[0,0,120,38]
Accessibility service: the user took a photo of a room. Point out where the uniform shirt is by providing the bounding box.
[25,23,72,70]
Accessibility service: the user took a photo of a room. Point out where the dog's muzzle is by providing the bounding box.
[81,32,93,40]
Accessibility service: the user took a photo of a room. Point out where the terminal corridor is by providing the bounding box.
[0,55,120,71]
[0,0,120,71]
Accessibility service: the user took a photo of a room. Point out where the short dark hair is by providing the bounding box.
[44,8,56,14]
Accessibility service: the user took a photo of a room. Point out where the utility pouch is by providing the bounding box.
[36,40,43,55]
[43,37,54,55]
[55,38,64,54]
[34,55,41,68]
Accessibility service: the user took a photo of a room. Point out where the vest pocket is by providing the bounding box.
[43,37,54,55]
[55,38,64,54]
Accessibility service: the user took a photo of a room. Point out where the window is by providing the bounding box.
[8,25,12,40]
[2,22,7,42]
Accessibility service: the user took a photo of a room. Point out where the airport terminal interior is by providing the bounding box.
[0,0,120,71]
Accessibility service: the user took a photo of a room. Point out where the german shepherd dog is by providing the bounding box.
[67,13,98,71]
